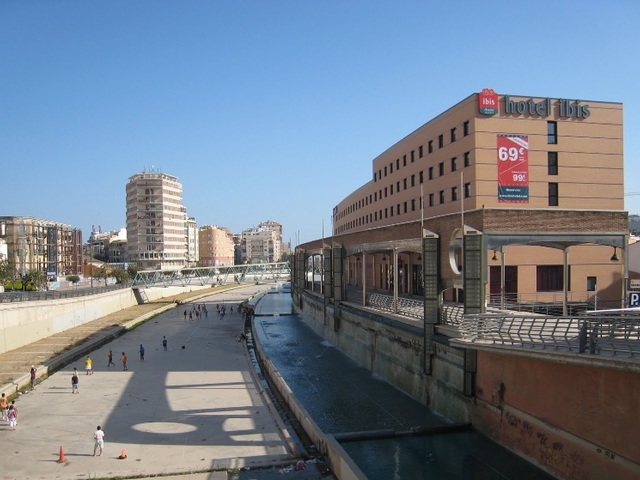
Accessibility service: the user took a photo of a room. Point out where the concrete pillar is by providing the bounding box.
[423,233,439,374]
[463,230,484,396]
[323,247,332,301]
[332,246,343,331]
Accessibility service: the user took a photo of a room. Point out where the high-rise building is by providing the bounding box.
[125,171,187,270]
[240,221,283,263]
[186,217,198,267]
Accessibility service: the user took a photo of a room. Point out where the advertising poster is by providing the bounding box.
[497,135,529,203]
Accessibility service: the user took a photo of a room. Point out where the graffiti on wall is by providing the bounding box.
[503,411,617,480]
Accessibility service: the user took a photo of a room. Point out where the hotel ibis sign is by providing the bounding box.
[479,88,591,118]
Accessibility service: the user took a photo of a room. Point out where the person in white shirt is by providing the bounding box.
[93,426,105,456]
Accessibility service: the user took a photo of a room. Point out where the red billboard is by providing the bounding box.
[497,135,529,203]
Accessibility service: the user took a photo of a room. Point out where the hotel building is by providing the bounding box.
[331,89,626,307]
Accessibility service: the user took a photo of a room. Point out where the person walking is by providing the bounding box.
[0,393,8,421]
[72,370,79,393]
[162,336,168,351]
[93,426,105,456]
[139,344,145,361]
[85,356,93,375]
[107,350,115,368]
[30,365,37,390]
[10,401,17,426]
[183,309,187,320]
[7,405,17,431]
[121,352,128,371]
[189,311,193,321]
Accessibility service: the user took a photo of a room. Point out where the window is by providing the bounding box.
[537,265,564,291]
[374,172,377,182]
[375,211,378,221]
[403,155,407,165]
[411,174,415,187]
[464,182,471,198]
[587,276,597,292]
[397,181,400,192]
[396,159,400,170]
[379,169,382,179]
[549,182,559,206]
[385,208,388,218]
[451,186,458,201]
[428,140,433,154]
[384,187,388,198]
[411,150,415,162]
[451,128,457,143]
[411,199,416,211]
[419,171,424,183]
[374,192,377,201]
[369,194,372,203]
[548,152,558,175]
[451,157,457,172]
[390,163,393,173]
[403,202,407,213]
[439,190,445,204]
[439,162,445,176]
[384,166,387,176]
[390,184,394,195]
[403,178,407,190]
[463,120,470,136]
[429,167,433,180]
[390,207,394,217]
[438,134,444,148]
[547,121,557,144]
[397,204,401,215]
[464,152,470,167]
[419,145,423,158]
[429,193,434,206]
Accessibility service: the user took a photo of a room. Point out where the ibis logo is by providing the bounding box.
[479,88,499,115]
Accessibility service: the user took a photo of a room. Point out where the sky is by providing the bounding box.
[1,0,639,248]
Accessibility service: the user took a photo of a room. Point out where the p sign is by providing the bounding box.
[629,292,640,307]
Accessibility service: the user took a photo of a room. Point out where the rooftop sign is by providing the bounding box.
[479,88,591,118]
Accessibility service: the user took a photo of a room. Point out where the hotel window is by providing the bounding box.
[438,134,444,148]
[547,121,557,144]
[390,206,394,217]
[390,185,394,195]
[464,182,471,198]
[587,276,597,292]
[548,152,558,175]
[379,169,382,179]
[549,182,559,206]
[374,172,377,182]
[439,190,445,204]
[428,140,433,153]
[384,187,388,197]
[385,208,388,218]
[396,159,400,169]
[419,171,424,183]
[397,204,401,215]
[411,150,415,162]
[451,157,457,172]
[403,178,407,190]
[536,265,564,291]
[463,120,470,136]
[451,128,457,143]
[419,145,423,158]
[411,199,416,211]
[374,192,377,201]
[375,211,378,221]
[404,202,407,213]
[369,194,372,203]
[384,166,387,176]
[451,186,458,201]
[429,193,434,206]
[390,163,393,173]
[439,162,445,176]
[397,181,400,192]
[411,174,415,187]
[403,155,407,165]
[429,167,433,180]
[464,151,470,167]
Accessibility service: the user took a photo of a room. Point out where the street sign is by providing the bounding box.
[630,279,640,290]
[629,292,640,307]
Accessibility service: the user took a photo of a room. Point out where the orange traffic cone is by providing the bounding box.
[118,449,127,459]
[57,446,66,463]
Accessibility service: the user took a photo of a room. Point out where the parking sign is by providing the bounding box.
[629,292,640,307]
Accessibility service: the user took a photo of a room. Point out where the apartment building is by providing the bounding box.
[0,216,83,279]
[198,225,234,267]
[125,171,188,270]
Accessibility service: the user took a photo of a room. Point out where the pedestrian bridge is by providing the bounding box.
[131,262,291,288]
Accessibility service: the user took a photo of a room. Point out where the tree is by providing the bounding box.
[127,264,141,279]
[66,275,80,287]
[22,269,46,291]
[93,265,108,286]
[110,267,129,284]
[0,259,14,283]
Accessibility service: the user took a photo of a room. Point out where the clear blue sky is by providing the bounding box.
[2,0,639,247]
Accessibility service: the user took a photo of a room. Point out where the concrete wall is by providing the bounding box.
[296,290,471,423]
[471,350,640,480]
[0,285,211,355]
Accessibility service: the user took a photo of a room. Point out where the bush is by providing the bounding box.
[4,280,13,291]
[13,280,23,291]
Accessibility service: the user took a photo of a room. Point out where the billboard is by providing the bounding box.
[497,134,529,203]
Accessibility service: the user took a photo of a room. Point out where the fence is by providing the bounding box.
[0,283,130,303]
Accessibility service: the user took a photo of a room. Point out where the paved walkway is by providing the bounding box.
[0,283,333,480]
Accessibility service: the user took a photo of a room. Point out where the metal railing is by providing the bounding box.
[366,293,423,319]
[0,283,131,303]
[458,313,640,358]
